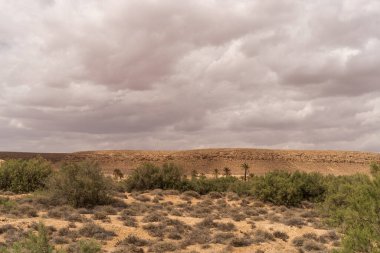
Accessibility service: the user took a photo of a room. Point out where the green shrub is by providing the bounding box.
[125,163,183,191]
[77,239,101,253]
[0,157,52,193]
[322,173,380,252]
[48,160,112,208]
[292,171,326,202]
[228,179,253,196]
[251,171,327,206]
[182,176,239,194]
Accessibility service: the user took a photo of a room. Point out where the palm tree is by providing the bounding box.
[214,168,219,178]
[241,163,249,181]
[223,167,231,177]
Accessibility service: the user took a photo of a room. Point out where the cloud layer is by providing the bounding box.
[0,0,379,152]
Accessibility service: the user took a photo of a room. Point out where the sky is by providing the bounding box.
[0,0,379,153]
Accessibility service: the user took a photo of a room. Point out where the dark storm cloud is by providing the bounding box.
[0,0,379,152]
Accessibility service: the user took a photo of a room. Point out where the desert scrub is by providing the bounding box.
[302,240,326,252]
[253,229,275,243]
[182,190,201,199]
[207,191,223,199]
[132,194,151,202]
[79,222,116,240]
[117,235,150,247]
[0,157,52,193]
[284,217,306,227]
[142,212,164,222]
[122,202,150,216]
[318,230,339,243]
[212,232,235,244]
[149,242,178,252]
[48,160,113,208]
[0,223,55,253]
[181,228,212,247]
[93,211,110,222]
[142,223,166,238]
[230,236,253,247]
[47,206,84,222]
[273,231,289,241]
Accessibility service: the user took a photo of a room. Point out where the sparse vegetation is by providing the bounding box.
[0,156,378,252]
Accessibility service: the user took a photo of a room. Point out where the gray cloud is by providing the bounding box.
[0,0,379,152]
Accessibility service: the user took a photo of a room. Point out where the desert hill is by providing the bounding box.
[1,148,379,176]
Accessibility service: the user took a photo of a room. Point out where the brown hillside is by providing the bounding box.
[68,149,380,175]
[2,148,377,176]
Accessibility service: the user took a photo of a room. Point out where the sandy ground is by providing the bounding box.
[0,191,340,252]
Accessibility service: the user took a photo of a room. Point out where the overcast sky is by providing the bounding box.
[0,0,379,152]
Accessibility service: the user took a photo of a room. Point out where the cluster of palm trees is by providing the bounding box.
[212,163,250,181]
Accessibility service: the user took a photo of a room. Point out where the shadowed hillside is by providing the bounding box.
[2,148,378,176]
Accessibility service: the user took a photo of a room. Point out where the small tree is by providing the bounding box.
[241,163,249,181]
[113,168,124,180]
[223,167,231,177]
[214,168,219,179]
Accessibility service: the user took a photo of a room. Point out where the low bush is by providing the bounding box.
[149,242,177,252]
[253,229,275,243]
[273,231,289,241]
[142,223,166,238]
[230,236,253,247]
[0,157,52,193]
[117,235,150,247]
[79,223,116,240]
[47,160,112,208]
